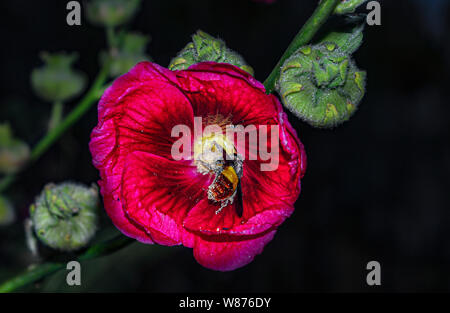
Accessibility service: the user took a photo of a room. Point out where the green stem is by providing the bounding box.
[0,61,110,194]
[0,174,14,194]
[106,27,118,55]
[48,101,63,131]
[107,27,115,47]
[263,0,341,94]
[0,235,134,293]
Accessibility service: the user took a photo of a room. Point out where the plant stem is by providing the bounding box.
[263,0,341,94]
[0,174,14,194]
[0,61,110,194]
[48,101,63,131]
[106,27,117,49]
[106,26,119,58]
[0,235,134,293]
[0,263,63,293]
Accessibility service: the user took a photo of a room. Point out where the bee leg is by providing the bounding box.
[215,201,227,215]
[215,196,234,215]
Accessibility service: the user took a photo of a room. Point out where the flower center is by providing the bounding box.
[194,133,235,174]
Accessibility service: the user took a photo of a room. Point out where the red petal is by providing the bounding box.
[184,197,293,237]
[177,63,306,232]
[90,62,195,242]
[174,64,307,237]
[91,65,194,167]
[192,229,277,271]
[98,179,154,244]
[175,63,282,127]
[186,62,264,91]
[121,151,211,245]
[239,100,307,228]
[183,199,240,235]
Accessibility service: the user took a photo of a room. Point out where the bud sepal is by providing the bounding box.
[334,0,368,15]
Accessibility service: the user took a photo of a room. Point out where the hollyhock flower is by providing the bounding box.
[89,61,306,271]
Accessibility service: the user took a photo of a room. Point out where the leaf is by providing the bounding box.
[335,0,368,15]
[314,14,365,55]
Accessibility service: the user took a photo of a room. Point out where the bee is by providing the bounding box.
[198,142,244,217]
[208,163,244,217]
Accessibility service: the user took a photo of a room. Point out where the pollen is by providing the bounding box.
[193,133,235,175]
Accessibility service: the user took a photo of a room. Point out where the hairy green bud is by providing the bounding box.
[169,30,254,75]
[31,52,86,103]
[30,182,99,252]
[277,43,366,128]
[86,0,141,27]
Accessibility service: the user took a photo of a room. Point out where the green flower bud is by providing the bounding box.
[86,0,141,27]
[169,30,254,75]
[334,0,368,15]
[103,32,152,78]
[31,52,87,102]
[0,123,30,174]
[277,43,366,128]
[0,196,15,226]
[30,182,99,252]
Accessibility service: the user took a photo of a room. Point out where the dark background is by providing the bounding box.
[1,0,450,292]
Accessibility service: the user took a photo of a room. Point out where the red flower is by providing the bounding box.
[90,62,306,271]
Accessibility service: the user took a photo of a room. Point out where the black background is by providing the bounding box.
[1,0,450,292]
